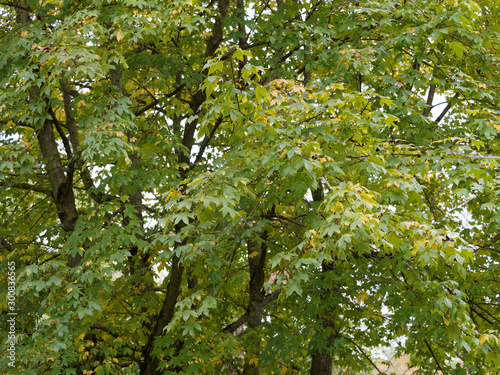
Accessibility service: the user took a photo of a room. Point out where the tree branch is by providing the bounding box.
[0,2,33,13]
[341,334,384,374]
[0,235,13,252]
[0,181,52,196]
[441,146,500,160]
[435,93,460,124]
[191,116,224,167]
[49,106,73,159]
[424,339,445,374]
[222,289,281,334]
[423,84,436,117]
[91,324,119,338]
[222,313,248,334]
[132,84,186,117]
[140,252,184,375]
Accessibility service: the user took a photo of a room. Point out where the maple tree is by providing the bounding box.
[1,0,500,374]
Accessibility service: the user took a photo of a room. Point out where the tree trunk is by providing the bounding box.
[37,119,80,266]
[310,182,337,375]
[243,236,267,375]
[140,254,184,375]
[309,261,338,375]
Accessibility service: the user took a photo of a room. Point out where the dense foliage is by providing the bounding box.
[1,0,500,374]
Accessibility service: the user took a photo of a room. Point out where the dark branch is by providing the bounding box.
[0,181,52,196]
[424,339,445,374]
[0,2,33,13]
[132,84,186,117]
[0,235,13,252]
[221,289,281,334]
[49,106,73,159]
[191,116,224,167]
[222,313,248,334]
[91,324,119,338]
[341,334,383,374]
[423,84,436,117]
[435,92,460,124]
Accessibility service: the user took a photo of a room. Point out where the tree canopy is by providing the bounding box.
[1,0,500,374]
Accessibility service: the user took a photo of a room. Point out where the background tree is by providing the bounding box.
[1,0,499,374]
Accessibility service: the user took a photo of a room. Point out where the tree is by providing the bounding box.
[1,0,499,374]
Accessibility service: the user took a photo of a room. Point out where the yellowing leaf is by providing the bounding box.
[76,333,86,342]
[249,251,259,258]
[249,358,259,365]
[480,334,488,345]
[255,85,270,101]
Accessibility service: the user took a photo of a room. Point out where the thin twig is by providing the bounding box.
[441,146,500,160]
[341,334,384,374]
[425,339,446,374]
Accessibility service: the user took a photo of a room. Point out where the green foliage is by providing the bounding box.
[1,0,500,374]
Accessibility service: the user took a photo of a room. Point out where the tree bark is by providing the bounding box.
[15,2,81,267]
[243,235,267,375]
[140,253,184,375]
[309,182,338,375]
[37,119,80,266]
[309,261,337,375]
[138,2,230,371]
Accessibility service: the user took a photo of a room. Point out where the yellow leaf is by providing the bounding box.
[76,333,86,342]
[116,31,123,42]
[249,251,259,258]
[249,358,259,365]
[480,334,488,345]
[281,368,288,375]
